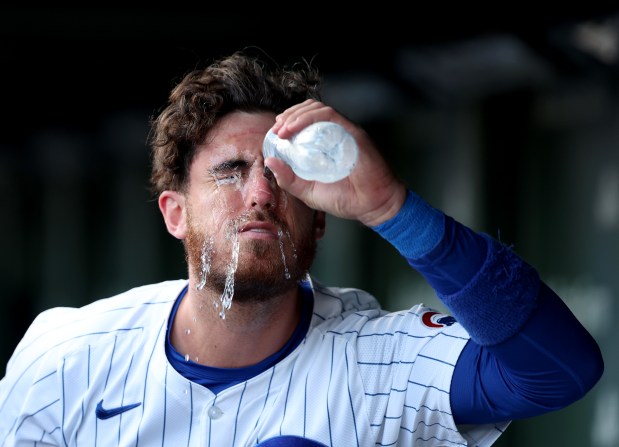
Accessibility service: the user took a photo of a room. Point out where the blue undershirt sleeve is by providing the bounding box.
[451,283,604,423]
[371,188,604,424]
[372,188,538,345]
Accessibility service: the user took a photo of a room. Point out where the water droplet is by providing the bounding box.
[284,229,298,259]
[214,171,242,187]
[218,231,239,319]
[185,328,191,335]
[184,353,190,362]
[197,237,214,290]
[278,227,290,280]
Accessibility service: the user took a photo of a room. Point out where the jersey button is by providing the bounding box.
[207,405,223,419]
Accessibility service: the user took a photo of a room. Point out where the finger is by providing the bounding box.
[275,99,320,122]
[273,101,329,137]
[272,100,316,132]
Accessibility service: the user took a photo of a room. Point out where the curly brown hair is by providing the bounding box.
[148,50,322,197]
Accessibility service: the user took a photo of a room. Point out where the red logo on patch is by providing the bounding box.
[421,311,457,328]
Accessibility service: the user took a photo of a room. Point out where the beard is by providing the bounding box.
[184,208,318,304]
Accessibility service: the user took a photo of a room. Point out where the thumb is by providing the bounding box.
[265,156,293,183]
[265,156,314,200]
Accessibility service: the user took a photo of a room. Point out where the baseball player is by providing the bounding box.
[0,51,603,446]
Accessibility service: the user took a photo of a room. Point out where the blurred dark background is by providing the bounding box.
[2,6,619,446]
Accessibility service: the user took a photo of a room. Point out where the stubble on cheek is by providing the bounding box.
[183,185,319,303]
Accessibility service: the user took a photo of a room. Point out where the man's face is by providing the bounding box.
[180,111,323,303]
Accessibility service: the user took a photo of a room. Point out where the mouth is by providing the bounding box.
[237,221,280,240]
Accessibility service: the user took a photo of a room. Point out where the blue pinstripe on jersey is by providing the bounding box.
[0,279,507,446]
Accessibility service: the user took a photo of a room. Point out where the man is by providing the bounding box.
[0,51,604,446]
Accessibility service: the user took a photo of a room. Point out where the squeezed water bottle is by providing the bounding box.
[263,121,358,183]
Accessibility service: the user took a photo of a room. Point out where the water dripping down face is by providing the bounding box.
[183,112,321,316]
[196,236,214,291]
[185,201,317,319]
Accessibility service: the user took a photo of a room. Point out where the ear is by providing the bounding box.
[159,191,187,240]
[314,211,326,240]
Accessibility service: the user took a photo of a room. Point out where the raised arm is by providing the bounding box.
[267,100,604,424]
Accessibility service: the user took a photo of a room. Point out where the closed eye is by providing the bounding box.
[214,172,242,185]
[209,159,248,185]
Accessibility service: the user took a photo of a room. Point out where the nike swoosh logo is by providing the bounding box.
[95,399,141,420]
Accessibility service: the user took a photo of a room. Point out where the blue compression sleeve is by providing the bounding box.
[372,189,538,345]
[451,283,604,423]
[371,189,445,260]
[372,189,604,424]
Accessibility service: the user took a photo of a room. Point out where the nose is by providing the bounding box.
[245,165,277,210]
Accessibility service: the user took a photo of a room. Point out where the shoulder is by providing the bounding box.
[26,279,185,336]
[309,276,469,341]
[311,279,383,320]
[6,279,187,373]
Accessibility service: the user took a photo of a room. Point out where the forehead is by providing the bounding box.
[197,111,276,163]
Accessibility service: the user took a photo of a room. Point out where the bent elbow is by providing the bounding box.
[554,344,605,408]
[575,345,604,400]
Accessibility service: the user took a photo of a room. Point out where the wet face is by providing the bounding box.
[180,112,323,305]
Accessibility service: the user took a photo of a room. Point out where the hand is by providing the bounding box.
[265,99,407,227]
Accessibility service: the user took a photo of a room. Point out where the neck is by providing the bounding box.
[170,280,302,368]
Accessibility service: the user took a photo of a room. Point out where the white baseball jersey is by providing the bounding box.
[0,278,509,446]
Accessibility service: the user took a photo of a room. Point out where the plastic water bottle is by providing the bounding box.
[263,121,358,183]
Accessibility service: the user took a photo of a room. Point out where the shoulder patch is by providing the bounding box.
[421,310,457,328]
